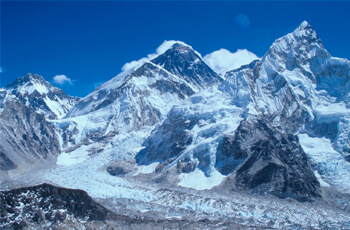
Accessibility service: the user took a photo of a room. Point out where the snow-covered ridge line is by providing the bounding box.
[121,40,203,73]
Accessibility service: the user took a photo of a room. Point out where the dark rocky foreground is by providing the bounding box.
[0,183,269,229]
[0,183,115,229]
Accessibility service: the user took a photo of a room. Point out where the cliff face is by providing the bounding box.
[0,94,60,176]
[219,119,321,201]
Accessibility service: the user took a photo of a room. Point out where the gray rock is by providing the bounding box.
[0,95,60,175]
[222,119,321,201]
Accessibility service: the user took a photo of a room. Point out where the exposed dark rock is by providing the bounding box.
[107,160,135,176]
[216,133,248,175]
[133,62,196,99]
[136,109,196,165]
[0,183,116,229]
[0,97,60,173]
[345,155,350,162]
[0,150,16,171]
[221,119,321,201]
[310,120,339,140]
[151,43,223,90]
[176,157,196,173]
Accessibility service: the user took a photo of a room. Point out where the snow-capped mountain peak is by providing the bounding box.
[168,42,196,54]
[151,42,223,90]
[4,73,79,119]
[156,41,202,58]
[152,42,203,66]
[294,20,317,38]
[6,73,50,95]
[265,21,325,62]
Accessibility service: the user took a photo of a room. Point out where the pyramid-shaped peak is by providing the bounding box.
[292,20,318,39]
[171,42,193,51]
[5,73,68,97]
[154,40,202,58]
[151,41,222,90]
[22,73,45,82]
[165,41,200,56]
[262,20,326,65]
[298,20,311,30]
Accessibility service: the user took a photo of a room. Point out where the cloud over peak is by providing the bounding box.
[203,48,259,75]
[53,75,73,85]
[121,41,258,76]
[121,40,197,72]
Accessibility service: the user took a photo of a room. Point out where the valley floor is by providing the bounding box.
[1,131,350,229]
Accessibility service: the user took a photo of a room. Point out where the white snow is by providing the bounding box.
[178,168,226,190]
[313,170,330,187]
[56,151,87,166]
[298,133,350,192]
[133,162,159,175]
[38,128,157,200]
[57,145,92,166]
[314,101,350,123]
[15,82,48,95]
[43,96,71,119]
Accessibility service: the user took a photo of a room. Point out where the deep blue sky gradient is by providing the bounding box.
[1,1,350,97]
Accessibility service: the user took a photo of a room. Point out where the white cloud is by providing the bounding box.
[0,67,3,73]
[203,48,259,75]
[121,40,200,72]
[53,74,73,85]
[121,57,152,72]
[156,40,181,56]
[155,40,201,57]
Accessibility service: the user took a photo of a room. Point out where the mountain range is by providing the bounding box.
[1,21,350,229]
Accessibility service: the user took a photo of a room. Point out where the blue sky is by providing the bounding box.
[1,1,350,97]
